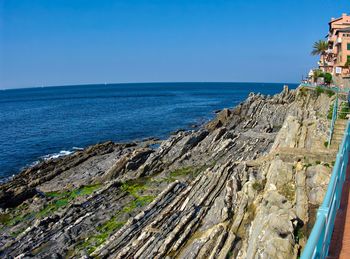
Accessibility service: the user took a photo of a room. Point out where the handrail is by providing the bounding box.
[300,83,350,94]
[327,93,338,148]
[301,121,350,259]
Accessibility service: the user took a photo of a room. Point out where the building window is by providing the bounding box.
[348,43,350,50]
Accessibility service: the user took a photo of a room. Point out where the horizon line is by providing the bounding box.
[0,81,299,91]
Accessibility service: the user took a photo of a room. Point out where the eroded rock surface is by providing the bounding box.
[0,86,337,258]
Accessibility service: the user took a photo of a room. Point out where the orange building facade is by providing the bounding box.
[320,13,350,78]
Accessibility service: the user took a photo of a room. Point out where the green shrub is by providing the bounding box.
[313,69,324,79]
[327,103,334,119]
[299,87,308,97]
[339,102,350,119]
[325,89,335,97]
[315,86,324,96]
[324,73,332,84]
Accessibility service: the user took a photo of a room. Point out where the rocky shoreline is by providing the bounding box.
[0,86,338,258]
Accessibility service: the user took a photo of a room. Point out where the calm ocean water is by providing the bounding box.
[0,82,297,180]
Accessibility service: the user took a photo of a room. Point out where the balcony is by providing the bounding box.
[318,60,334,67]
[326,49,335,54]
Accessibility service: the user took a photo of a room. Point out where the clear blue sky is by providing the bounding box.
[0,0,349,89]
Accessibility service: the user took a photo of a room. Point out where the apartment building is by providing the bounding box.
[320,13,350,78]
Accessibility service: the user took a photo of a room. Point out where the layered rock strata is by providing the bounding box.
[0,86,337,258]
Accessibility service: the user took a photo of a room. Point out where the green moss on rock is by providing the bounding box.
[278,182,295,202]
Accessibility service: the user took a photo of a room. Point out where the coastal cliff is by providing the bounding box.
[0,86,338,258]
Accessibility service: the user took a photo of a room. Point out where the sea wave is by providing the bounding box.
[41,150,77,160]
[72,147,84,151]
[0,174,14,184]
[0,147,84,185]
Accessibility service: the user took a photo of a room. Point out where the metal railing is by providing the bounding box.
[301,121,350,258]
[300,83,350,94]
[327,94,339,148]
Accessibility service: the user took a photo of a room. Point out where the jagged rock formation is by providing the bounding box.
[0,86,338,258]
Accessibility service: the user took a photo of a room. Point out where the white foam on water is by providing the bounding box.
[72,147,84,151]
[0,148,80,184]
[0,174,15,184]
[41,150,74,161]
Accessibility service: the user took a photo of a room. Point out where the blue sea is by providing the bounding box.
[0,82,297,180]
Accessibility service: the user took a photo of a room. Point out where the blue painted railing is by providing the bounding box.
[301,121,350,258]
[327,94,339,148]
[300,83,350,94]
